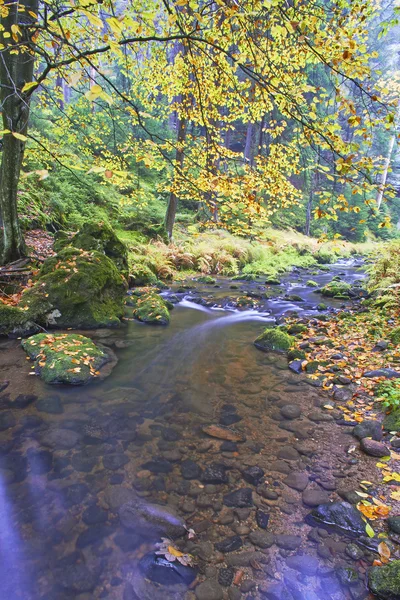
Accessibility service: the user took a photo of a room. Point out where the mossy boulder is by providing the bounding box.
[383,409,400,432]
[131,291,170,325]
[288,348,306,361]
[254,327,294,353]
[368,560,400,599]
[129,263,158,287]
[196,276,216,284]
[317,303,328,311]
[306,280,318,287]
[287,324,308,335]
[21,247,127,329]
[265,275,281,285]
[0,303,38,336]
[22,333,112,385]
[320,281,351,298]
[57,222,128,277]
[316,249,335,264]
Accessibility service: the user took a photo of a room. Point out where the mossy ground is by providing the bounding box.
[22,333,108,385]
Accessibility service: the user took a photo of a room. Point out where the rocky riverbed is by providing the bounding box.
[0,259,399,600]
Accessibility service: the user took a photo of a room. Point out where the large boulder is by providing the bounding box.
[131,290,170,325]
[119,499,186,539]
[383,409,400,432]
[254,327,294,353]
[0,303,38,337]
[21,247,127,329]
[22,333,114,385]
[320,281,351,297]
[368,561,400,599]
[56,222,129,277]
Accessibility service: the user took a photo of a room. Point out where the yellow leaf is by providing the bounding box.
[12,132,27,141]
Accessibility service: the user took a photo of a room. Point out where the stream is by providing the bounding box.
[0,259,380,600]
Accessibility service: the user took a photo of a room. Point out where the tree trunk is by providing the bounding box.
[165,115,187,238]
[0,0,38,264]
[376,126,398,210]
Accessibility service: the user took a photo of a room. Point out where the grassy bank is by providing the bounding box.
[118,226,377,284]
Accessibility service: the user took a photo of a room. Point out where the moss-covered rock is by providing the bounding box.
[56,222,128,277]
[129,263,158,287]
[317,303,328,311]
[0,303,38,336]
[368,560,400,599]
[320,281,351,298]
[287,324,308,335]
[306,280,318,287]
[21,247,127,329]
[22,333,111,385]
[383,409,400,432]
[265,275,281,285]
[196,276,216,284]
[288,348,306,360]
[305,360,320,374]
[131,291,170,325]
[316,249,335,265]
[389,327,400,345]
[254,327,294,353]
[231,274,257,281]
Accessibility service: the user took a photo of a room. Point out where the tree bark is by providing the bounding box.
[165,115,187,238]
[0,0,38,264]
[376,125,398,210]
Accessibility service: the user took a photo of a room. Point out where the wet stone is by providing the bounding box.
[119,499,186,539]
[277,446,300,461]
[360,438,390,457]
[336,566,359,586]
[202,463,228,484]
[302,488,330,507]
[346,543,364,560]
[220,441,238,452]
[141,458,173,473]
[243,465,264,486]
[181,460,201,481]
[249,530,275,548]
[215,535,243,553]
[41,428,79,449]
[223,488,253,508]
[4,394,37,409]
[286,554,319,575]
[36,395,64,414]
[307,501,366,536]
[218,567,234,587]
[275,534,302,550]
[139,552,197,586]
[161,427,180,441]
[280,405,301,420]
[103,453,129,471]
[284,471,309,491]
[55,563,98,593]
[0,411,16,431]
[71,452,98,473]
[219,413,242,426]
[76,524,115,548]
[27,449,53,474]
[195,580,223,600]
[114,531,143,552]
[82,504,108,525]
[256,510,270,529]
[63,483,90,507]
[226,551,269,567]
[387,516,400,534]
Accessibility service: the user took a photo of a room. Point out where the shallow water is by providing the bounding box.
[0,261,379,600]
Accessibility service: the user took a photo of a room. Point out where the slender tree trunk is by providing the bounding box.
[0,0,38,264]
[165,115,187,238]
[244,121,253,164]
[376,126,398,210]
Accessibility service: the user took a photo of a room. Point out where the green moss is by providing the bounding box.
[22,333,108,385]
[129,263,158,286]
[265,276,281,285]
[287,294,304,302]
[320,281,351,297]
[383,409,400,432]
[61,222,129,277]
[231,274,257,281]
[0,303,37,336]
[21,247,127,329]
[288,348,306,360]
[305,360,320,374]
[196,276,216,284]
[316,249,336,264]
[254,327,294,353]
[317,303,328,311]
[389,327,400,345]
[131,291,170,325]
[306,280,318,287]
[368,560,400,600]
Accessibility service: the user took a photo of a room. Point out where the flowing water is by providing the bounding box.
[0,260,380,600]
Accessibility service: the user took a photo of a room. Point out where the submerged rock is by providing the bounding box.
[119,499,187,539]
[306,502,367,537]
[368,561,400,599]
[360,438,390,457]
[223,488,253,508]
[202,424,245,443]
[131,291,170,325]
[353,420,382,441]
[254,327,294,353]
[139,552,197,586]
[22,333,113,385]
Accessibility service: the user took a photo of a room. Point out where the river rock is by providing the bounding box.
[215,535,243,553]
[119,499,186,538]
[286,554,319,576]
[302,488,330,507]
[55,563,98,592]
[139,552,197,586]
[256,510,270,529]
[0,411,16,431]
[360,438,390,457]
[226,551,268,567]
[202,425,245,443]
[249,530,275,548]
[103,453,129,470]
[41,428,79,449]
[275,534,302,550]
[223,488,253,508]
[284,471,309,491]
[307,502,366,536]
[181,460,202,480]
[280,405,301,420]
[364,369,400,378]
[195,580,223,600]
[202,462,228,484]
[104,485,135,509]
[243,465,264,486]
[353,420,382,441]
[368,561,400,600]
[387,516,400,534]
